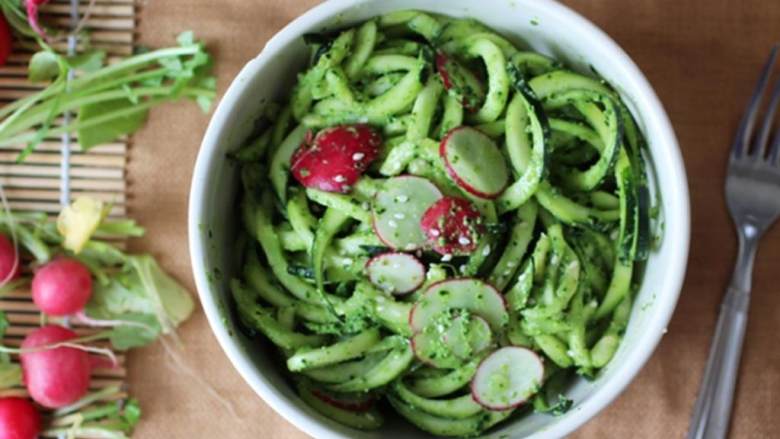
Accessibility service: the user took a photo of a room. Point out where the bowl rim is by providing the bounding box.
[188,0,691,437]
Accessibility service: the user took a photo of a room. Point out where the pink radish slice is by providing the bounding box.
[0,234,20,282]
[471,346,544,411]
[31,258,92,317]
[420,196,483,256]
[311,389,375,413]
[365,252,425,295]
[440,126,509,199]
[435,51,485,112]
[409,278,508,333]
[291,124,381,193]
[372,175,442,251]
[0,397,40,439]
[20,325,91,409]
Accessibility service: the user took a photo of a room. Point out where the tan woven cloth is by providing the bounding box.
[127,0,780,437]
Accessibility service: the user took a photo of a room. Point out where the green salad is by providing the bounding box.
[231,10,654,437]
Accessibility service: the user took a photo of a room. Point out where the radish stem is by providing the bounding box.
[53,385,122,417]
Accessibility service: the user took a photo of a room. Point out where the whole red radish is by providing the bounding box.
[0,234,20,282]
[420,196,483,255]
[291,124,381,193]
[32,258,92,316]
[0,397,40,439]
[0,14,10,67]
[21,325,91,409]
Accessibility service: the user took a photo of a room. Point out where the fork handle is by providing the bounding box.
[687,286,750,439]
[687,229,758,439]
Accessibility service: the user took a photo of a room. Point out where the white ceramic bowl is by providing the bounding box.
[189,1,690,437]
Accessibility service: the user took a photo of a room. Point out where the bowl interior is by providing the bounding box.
[189,1,689,438]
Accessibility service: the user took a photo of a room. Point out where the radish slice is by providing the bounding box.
[372,176,443,251]
[409,278,508,332]
[366,252,425,295]
[471,347,544,410]
[413,314,493,368]
[420,196,483,255]
[441,126,509,199]
[436,51,485,112]
[311,389,376,413]
[291,124,381,193]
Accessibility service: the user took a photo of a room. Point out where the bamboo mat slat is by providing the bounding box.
[0,164,123,180]
[0,65,30,76]
[0,0,136,425]
[47,16,135,31]
[4,200,126,215]
[40,3,135,17]
[4,52,127,66]
[0,188,126,204]
[0,76,43,88]
[0,151,127,168]
[0,141,127,155]
[48,0,136,5]
[0,176,126,191]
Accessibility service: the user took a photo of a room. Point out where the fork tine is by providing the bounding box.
[731,44,779,159]
[755,73,780,159]
[769,131,780,164]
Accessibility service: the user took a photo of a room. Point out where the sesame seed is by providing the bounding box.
[482,245,491,256]
[395,195,409,203]
[459,265,467,274]
[394,212,406,220]
[388,220,398,228]
[458,236,471,246]
[352,152,365,161]
[441,254,453,262]
[430,229,441,237]
[334,175,347,183]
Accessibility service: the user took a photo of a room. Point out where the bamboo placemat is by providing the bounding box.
[0,0,135,410]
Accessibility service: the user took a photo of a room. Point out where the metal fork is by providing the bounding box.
[687,44,780,439]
